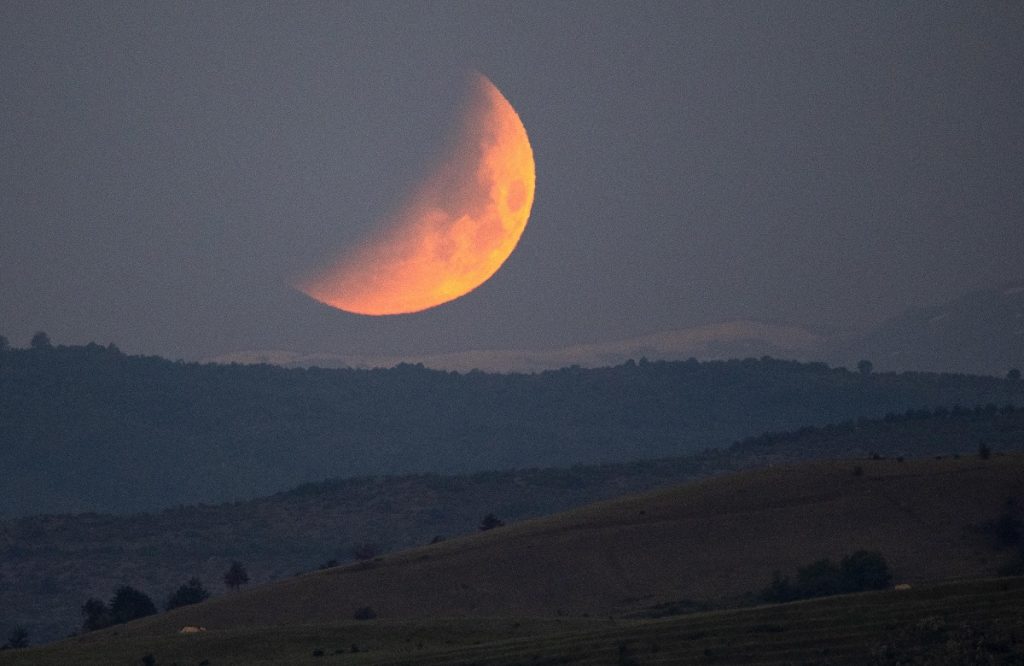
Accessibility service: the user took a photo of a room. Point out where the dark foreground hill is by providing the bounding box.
[3,343,1024,517]
[6,577,1024,665]
[5,455,1024,664]
[3,406,1023,644]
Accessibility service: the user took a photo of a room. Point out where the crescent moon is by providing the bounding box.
[296,73,536,316]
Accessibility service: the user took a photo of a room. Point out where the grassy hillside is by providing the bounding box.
[4,407,1024,644]
[0,460,720,644]
[5,453,1024,663]
[95,455,1023,633]
[9,576,1023,665]
[3,343,1023,517]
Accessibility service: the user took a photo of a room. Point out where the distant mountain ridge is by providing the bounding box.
[208,320,824,373]
[829,280,1024,375]
[209,280,1024,376]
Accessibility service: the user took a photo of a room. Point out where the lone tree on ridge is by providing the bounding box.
[223,561,249,591]
[479,513,505,531]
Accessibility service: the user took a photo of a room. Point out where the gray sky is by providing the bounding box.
[2,2,1023,360]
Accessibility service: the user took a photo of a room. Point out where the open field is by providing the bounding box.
[5,576,1023,665]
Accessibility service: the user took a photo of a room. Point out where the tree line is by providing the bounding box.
[80,561,249,634]
[4,335,1024,517]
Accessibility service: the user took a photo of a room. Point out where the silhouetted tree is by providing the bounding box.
[795,559,843,598]
[109,586,156,624]
[165,577,211,610]
[81,598,111,632]
[79,588,156,632]
[223,561,249,590]
[351,542,381,561]
[839,551,891,591]
[353,606,376,620]
[1009,368,1022,381]
[761,571,797,603]
[3,626,28,649]
[0,334,9,352]
[479,513,505,531]
[857,359,873,376]
[979,441,992,459]
[29,331,51,349]
[761,551,891,603]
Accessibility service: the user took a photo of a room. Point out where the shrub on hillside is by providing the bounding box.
[81,598,112,632]
[165,578,211,610]
[353,606,376,620]
[109,586,157,624]
[351,543,381,561]
[760,551,891,603]
[479,513,505,531]
[761,572,798,603]
[840,550,892,591]
[795,559,845,598]
[3,627,29,649]
[223,561,249,590]
[81,586,157,632]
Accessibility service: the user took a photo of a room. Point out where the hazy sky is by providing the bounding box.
[3,2,1023,360]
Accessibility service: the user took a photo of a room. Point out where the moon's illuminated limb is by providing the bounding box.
[297,74,535,315]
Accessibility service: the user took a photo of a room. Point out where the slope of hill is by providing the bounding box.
[0,459,719,644]
[830,279,1024,375]
[3,405,1023,644]
[3,344,1024,518]
[5,456,1024,664]
[110,455,1024,631]
[7,576,1023,665]
[731,402,1024,460]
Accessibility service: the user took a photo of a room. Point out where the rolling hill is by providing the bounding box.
[111,455,1024,630]
[4,454,1024,664]
[3,405,1023,644]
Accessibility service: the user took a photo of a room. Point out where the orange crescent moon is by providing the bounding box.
[296,74,535,315]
